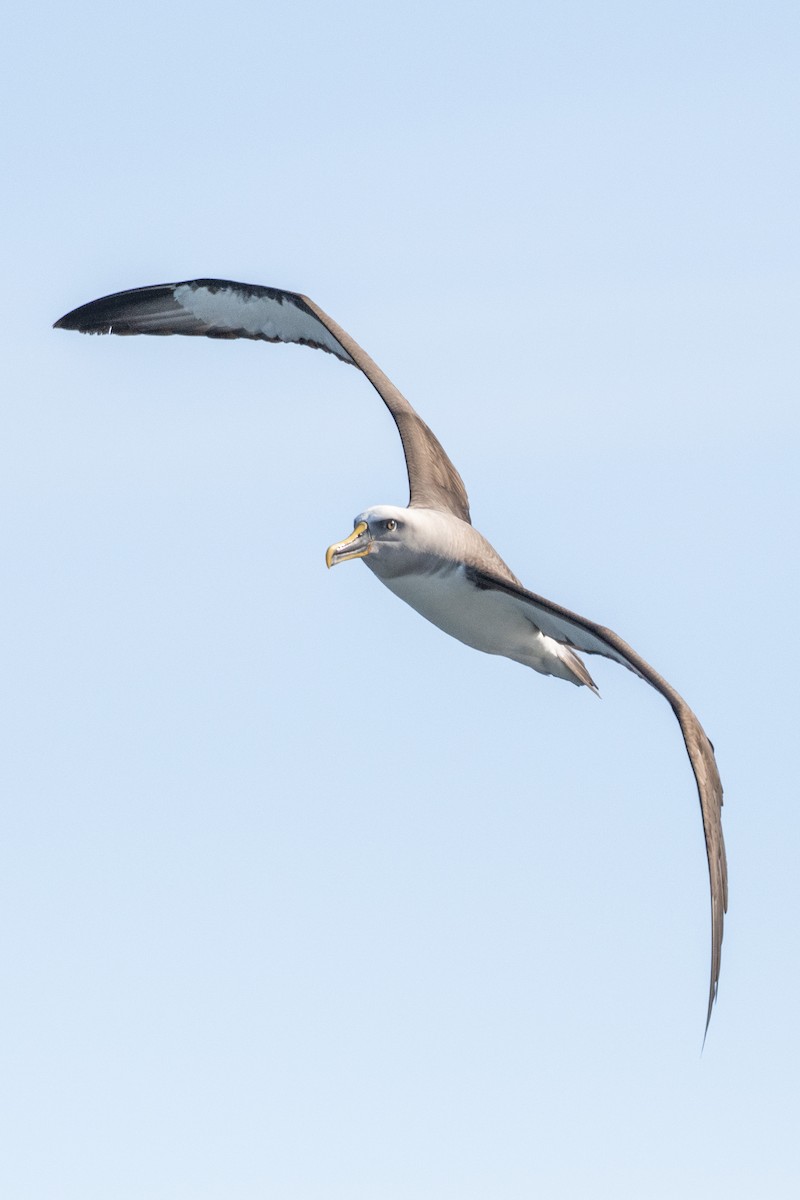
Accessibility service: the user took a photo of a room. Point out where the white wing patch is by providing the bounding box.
[173,283,353,363]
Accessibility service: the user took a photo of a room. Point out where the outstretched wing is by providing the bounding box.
[467,564,727,1036]
[55,278,472,523]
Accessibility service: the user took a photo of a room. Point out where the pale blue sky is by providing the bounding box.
[2,2,799,1196]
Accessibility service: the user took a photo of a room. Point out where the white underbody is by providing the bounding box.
[377,560,590,686]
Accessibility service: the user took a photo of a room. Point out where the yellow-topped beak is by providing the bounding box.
[325,520,371,568]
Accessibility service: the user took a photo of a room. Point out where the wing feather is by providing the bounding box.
[468,564,727,1036]
[54,278,471,522]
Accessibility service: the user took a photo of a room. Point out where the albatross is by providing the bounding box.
[55,276,727,1034]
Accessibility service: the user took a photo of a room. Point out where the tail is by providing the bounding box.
[560,645,600,696]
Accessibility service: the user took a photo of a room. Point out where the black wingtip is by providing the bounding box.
[53,301,103,333]
[53,284,179,335]
[54,298,126,333]
[701,978,719,1051]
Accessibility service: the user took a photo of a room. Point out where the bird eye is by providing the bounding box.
[385,518,397,531]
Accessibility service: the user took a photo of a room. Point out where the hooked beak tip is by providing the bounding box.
[326,521,371,569]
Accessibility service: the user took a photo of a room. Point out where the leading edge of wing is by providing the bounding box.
[468,564,727,1036]
[55,277,472,524]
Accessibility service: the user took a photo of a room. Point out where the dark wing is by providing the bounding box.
[54,278,471,523]
[467,564,727,1036]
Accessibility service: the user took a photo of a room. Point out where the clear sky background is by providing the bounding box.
[2,2,798,1196]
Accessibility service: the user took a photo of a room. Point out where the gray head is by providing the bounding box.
[325,504,466,580]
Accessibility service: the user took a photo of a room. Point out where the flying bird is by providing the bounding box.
[55,277,727,1033]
